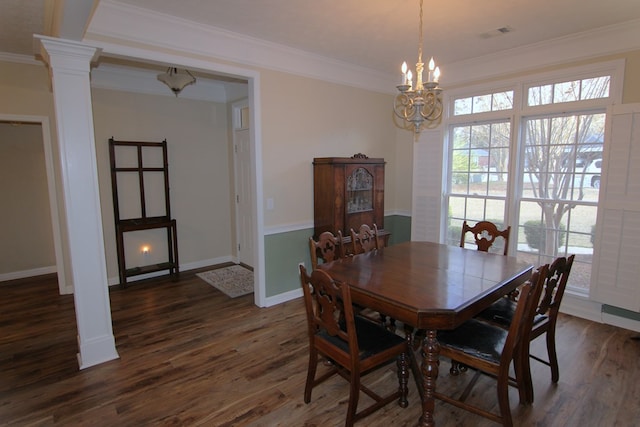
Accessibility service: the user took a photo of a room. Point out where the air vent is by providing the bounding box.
[479,26,514,39]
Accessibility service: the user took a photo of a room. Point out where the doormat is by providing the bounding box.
[196,265,254,298]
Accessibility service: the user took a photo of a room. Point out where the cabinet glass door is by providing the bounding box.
[347,167,373,213]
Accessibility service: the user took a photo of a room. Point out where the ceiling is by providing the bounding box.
[2,0,640,77]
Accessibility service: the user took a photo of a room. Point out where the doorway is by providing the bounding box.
[233,99,254,268]
[0,115,67,294]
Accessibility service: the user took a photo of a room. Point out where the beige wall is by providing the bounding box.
[0,61,66,278]
[0,122,55,273]
[259,69,400,228]
[91,88,233,280]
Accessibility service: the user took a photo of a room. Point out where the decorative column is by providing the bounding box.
[36,36,119,369]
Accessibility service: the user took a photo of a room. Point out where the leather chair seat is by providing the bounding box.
[437,318,509,364]
[320,316,406,359]
[477,297,548,329]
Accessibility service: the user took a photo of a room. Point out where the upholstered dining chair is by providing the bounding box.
[474,254,575,402]
[299,265,409,426]
[350,224,381,255]
[309,230,345,269]
[460,220,511,255]
[435,265,548,427]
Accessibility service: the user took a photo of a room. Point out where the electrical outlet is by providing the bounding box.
[298,261,305,273]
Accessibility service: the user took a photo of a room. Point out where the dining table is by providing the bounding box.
[317,240,533,427]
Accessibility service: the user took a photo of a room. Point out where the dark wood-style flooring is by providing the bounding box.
[1,268,639,426]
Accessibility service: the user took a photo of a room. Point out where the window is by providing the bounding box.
[518,112,604,291]
[447,119,511,252]
[454,90,513,115]
[527,76,610,106]
[444,62,620,293]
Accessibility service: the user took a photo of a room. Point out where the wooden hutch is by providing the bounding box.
[313,153,389,246]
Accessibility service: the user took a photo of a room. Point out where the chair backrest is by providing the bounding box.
[460,220,511,255]
[537,254,575,318]
[299,265,358,365]
[350,224,380,254]
[309,231,345,270]
[500,264,548,366]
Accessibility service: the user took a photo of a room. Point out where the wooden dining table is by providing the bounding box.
[318,240,533,427]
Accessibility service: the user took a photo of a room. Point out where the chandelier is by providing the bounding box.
[393,0,443,134]
[157,67,196,96]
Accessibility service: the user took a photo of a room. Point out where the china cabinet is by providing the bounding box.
[313,154,389,246]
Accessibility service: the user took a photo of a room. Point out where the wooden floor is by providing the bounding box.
[1,268,639,426]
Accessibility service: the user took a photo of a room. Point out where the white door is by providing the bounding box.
[233,100,254,267]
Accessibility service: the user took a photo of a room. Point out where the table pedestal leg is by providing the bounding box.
[419,329,440,427]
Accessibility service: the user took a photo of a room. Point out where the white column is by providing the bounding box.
[36,36,119,369]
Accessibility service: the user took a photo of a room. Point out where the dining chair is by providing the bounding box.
[434,265,548,427]
[460,220,511,255]
[474,254,575,401]
[350,223,397,328]
[350,223,381,255]
[299,265,409,427]
[309,230,345,269]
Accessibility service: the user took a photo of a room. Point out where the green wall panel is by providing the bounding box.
[264,215,412,297]
[602,304,640,321]
[264,228,313,297]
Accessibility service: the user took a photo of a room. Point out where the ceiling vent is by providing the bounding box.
[479,26,514,39]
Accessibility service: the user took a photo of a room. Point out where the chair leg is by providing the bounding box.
[345,371,360,427]
[546,327,560,383]
[397,352,409,408]
[514,347,533,404]
[449,360,468,376]
[496,372,514,427]
[304,348,318,403]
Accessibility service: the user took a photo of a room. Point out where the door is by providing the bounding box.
[233,100,254,267]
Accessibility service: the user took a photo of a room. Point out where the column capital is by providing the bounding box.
[34,35,101,72]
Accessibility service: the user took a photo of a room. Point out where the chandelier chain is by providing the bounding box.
[418,0,423,64]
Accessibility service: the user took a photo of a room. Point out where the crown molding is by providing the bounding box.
[442,19,640,87]
[0,51,42,65]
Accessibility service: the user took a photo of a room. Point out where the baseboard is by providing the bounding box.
[559,293,603,323]
[264,288,302,307]
[560,293,640,333]
[0,265,57,282]
[107,256,234,286]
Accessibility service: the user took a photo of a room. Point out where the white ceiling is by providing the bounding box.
[108,0,640,74]
[2,0,640,79]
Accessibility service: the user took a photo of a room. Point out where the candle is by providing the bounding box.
[401,61,408,85]
[434,66,441,83]
[428,57,435,82]
[406,69,413,90]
